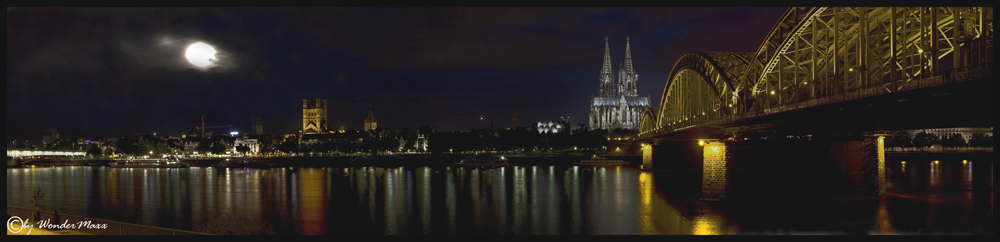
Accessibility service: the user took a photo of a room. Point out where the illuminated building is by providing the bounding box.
[233,136,260,154]
[536,120,569,134]
[303,99,329,134]
[415,134,428,152]
[252,118,264,135]
[42,129,59,147]
[590,37,651,130]
[365,104,378,132]
[183,140,200,156]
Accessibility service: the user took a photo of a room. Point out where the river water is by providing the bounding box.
[5,158,992,235]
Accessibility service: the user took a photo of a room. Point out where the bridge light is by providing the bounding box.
[770,91,775,95]
[849,68,854,72]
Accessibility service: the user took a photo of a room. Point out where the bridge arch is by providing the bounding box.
[655,51,753,131]
[644,7,991,137]
[639,108,659,135]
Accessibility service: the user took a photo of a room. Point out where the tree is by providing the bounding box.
[887,131,912,148]
[115,139,140,156]
[236,145,251,155]
[912,132,939,149]
[197,142,213,154]
[87,146,104,157]
[210,143,228,155]
[969,133,993,148]
[276,139,299,154]
[152,143,174,156]
[29,187,45,222]
[941,133,967,148]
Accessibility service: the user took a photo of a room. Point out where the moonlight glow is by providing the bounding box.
[185,42,216,68]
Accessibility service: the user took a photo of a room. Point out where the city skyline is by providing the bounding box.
[8,7,787,143]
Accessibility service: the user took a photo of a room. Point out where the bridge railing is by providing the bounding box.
[886,147,993,153]
[644,63,992,138]
[7,205,214,235]
[750,63,991,119]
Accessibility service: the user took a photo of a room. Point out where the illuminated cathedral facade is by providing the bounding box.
[590,37,650,131]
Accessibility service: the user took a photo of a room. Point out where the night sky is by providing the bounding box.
[7,7,788,143]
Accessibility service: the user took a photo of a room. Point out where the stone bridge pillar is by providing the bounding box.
[8,157,22,168]
[701,141,728,201]
[641,143,654,170]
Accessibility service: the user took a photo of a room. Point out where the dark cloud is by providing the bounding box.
[8,7,789,143]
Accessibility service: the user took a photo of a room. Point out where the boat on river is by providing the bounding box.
[457,155,510,167]
[576,156,629,166]
[110,157,189,168]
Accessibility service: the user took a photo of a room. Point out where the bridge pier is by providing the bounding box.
[701,141,728,201]
[718,135,887,202]
[640,134,890,201]
[641,144,653,170]
[7,157,22,168]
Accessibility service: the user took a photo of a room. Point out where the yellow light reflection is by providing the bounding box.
[639,172,653,206]
[299,169,326,235]
[692,215,724,235]
[872,197,893,235]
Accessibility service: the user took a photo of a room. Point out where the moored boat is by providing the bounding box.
[576,156,629,166]
[110,157,190,168]
[456,156,510,167]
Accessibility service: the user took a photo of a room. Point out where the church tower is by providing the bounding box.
[364,104,378,132]
[303,99,328,134]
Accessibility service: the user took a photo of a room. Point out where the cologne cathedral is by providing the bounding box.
[590,37,651,130]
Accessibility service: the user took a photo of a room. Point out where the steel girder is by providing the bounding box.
[639,108,659,136]
[654,51,753,134]
[642,7,991,138]
[746,7,993,112]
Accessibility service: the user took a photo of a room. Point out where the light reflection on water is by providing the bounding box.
[5,158,991,235]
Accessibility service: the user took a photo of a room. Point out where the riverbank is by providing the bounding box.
[8,154,646,169]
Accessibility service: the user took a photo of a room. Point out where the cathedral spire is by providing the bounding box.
[624,36,634,73]
[602,36,613,75]
[599,36,615,97]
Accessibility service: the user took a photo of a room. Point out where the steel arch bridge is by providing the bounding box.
[640,7,993,138]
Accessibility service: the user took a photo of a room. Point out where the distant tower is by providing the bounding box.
[364,104,378,132]
[252,118,264,135]
[303,99,328,134]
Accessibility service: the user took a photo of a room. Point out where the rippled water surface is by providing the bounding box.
[6,158,992,235]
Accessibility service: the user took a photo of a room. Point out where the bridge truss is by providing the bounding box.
[641,7,993,138]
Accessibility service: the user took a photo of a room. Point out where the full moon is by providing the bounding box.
[185,42,217,68]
